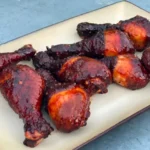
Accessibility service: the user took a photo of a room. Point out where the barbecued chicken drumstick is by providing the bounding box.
[57,56,112,95]
[47,29,135,58]
[100,54,149,90]
[33,54,112,95]
[37,69,90,133]
[77,16,150,52]
[0,44,36,70]
[118,16,150,51]
[0,65,53,147]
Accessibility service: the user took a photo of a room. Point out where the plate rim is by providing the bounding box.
[74,105,150,150]
[0,1,149,47]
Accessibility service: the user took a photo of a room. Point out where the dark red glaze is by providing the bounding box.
[101,54,149,90]
[37,68,58,90]
[0,44,36,70]
[118,15,150,51]
[141,47,150,73]
[0,65,53,147]
[100,56,117,71]
[58,56,112,95]
[77,16,150,51]
[104,29,135,56]
[37,69,91,133]
[47,29,135,59]
[47,84,90,133]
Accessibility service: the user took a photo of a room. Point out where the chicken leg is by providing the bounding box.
[0,44,36,70]
[100,54,149,90]
[37,69,90,133]
[0,65,53,147]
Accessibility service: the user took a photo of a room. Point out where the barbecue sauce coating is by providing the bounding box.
[118,15,150,51]
[141,47,150,73]
[77,16,150,52]
[101,54,149,90]
[47,29,135,59]
[0,65,53,147]
[37,69,91,133]
[47,85,90,132]
[77,22,113,38]
[58,56,112,95]
[0,44,36,70]
[104,29,135,56]
[32,51,62,73]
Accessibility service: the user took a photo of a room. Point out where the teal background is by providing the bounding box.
[0,0,150,150]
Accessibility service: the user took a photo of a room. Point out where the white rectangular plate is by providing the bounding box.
[0,1,150,150]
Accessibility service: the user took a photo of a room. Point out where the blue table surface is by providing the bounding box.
[0,0,150,150]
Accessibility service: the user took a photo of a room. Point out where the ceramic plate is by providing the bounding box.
[0,1,150,150]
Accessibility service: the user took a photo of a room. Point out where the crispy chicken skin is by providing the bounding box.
[118,16,150,51]
[37,69,90,133]
[0,44,36,70]
[58,56,112,95]
[0,65,53,147]
[101,54,149,90]
[47,29,135,59]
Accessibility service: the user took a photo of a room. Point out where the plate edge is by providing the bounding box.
[74,105,150,150]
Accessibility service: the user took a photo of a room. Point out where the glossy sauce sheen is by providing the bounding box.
[113,55,149,90]
[37,69,91,133]
[119,16,150,51]
[48,86,90,132]
[104,29,135,56]
[0,65,52,147]
[58,56,112,84]
[57,56,112,95]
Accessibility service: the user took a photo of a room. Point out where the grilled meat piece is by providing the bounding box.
[0,65,53,147]
[118,15,150,51]
[47,29,135,59]
[0,44,36,70]
[76,16,150,52]
[57,56,112,95]
[101,54,149,90]
[37,69,90,133]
